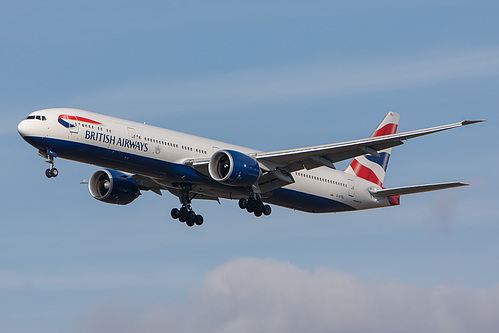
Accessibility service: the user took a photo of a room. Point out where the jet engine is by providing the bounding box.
[88,169,140,205]
[208,150,261,187]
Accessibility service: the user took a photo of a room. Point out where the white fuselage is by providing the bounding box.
[18,108,393,213]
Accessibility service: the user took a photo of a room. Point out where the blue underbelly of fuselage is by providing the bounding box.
[23,136,355,213]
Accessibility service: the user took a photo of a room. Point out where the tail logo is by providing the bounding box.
[344,112,400,186]
[365,152,390,171]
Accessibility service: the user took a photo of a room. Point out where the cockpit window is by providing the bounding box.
[26,115,47,121]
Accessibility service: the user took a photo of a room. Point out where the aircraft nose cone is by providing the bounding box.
[17,120,31,137]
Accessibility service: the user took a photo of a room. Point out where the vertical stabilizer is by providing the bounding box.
[344,112,400,186]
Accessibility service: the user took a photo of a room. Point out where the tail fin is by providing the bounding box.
[344,112,400,186]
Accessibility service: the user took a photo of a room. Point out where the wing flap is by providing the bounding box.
[369,182,468,197]
[166,188,220,202]
[132,174,164,195]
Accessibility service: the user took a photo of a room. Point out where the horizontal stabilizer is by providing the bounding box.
[369,182,468,197]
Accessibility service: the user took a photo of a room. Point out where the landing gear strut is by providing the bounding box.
[239,197,271,218]
[170,184,204,227]
[42,149,58,178]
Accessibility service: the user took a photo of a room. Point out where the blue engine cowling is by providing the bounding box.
[88,169,140,205]
[208,150,261,187]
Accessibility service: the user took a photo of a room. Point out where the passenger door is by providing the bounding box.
[348,179,355,197]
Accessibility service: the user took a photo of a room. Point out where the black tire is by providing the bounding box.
[45,169,53,178]
[254,209,263,217]
[263,205,272,216]
[247,197,257,210]
[187,211,196,223]
[171,208,180,219]
[51,168,59,177]
[238,198,247,209]
[179,207,188,222]
[186,219,195,227]
[255,200,264,212]
[195,215,204,226]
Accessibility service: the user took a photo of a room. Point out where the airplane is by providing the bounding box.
[17,108,483,227]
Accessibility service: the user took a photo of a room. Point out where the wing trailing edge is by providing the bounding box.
[254,119,485,172]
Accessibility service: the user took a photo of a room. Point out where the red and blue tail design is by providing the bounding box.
[344,112,400,187]
[58,114,102,128]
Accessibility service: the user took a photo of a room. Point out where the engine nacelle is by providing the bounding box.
[88,169,140,205]
[209,150,261,187]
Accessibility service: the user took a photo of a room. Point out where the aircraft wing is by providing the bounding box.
[254,120,483,173]
[185,119,482,193]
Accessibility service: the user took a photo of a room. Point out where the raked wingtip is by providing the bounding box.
[462,119,486,126]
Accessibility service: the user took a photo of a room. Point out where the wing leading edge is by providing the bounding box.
[254,119,484,173]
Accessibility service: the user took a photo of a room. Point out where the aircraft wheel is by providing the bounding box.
[51,168,59,177]
[179,207,188,222]
[195,215,204,226]
[45,169,53,178]
[171,208,180,219]
[263,205,272,216]
[238,198,247,209]
[186,219,195,227]
[254,209,263,217]
[187,211,196,223]
[247,197,257,210]
[255,200,264,212]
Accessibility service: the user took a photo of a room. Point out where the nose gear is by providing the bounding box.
[39,149,59,178]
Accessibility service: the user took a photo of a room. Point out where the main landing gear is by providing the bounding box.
[170,185,204,227]
[239,197,272,217]
[171,206,204,227]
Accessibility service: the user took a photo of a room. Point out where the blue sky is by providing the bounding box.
[1,1,498,332]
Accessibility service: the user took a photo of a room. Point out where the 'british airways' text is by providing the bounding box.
[84,130,149,152]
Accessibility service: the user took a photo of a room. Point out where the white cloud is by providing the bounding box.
[76,258,499,333]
